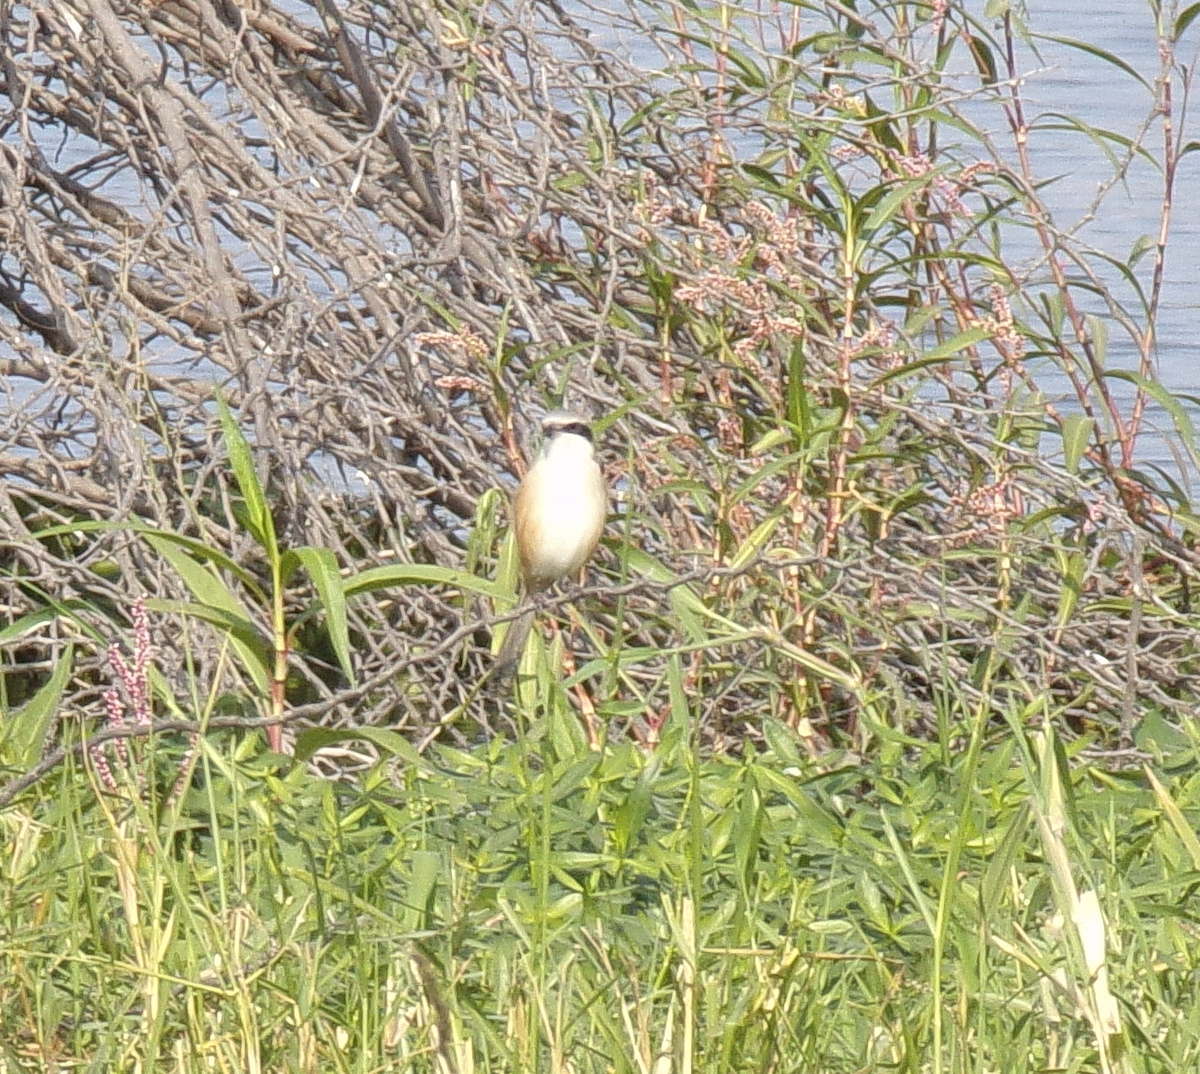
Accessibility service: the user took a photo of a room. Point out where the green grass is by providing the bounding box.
[3,0,1200,1069]
[4,690,1200,1072]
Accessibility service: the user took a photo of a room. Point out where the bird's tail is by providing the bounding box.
[491,604,536,687]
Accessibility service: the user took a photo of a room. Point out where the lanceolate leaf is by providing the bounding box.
[1060,414,1093,474]
[288,546,353,682]
[142,533,255,622]
[5,646,72,768]
[147,598,271,693]
[218,396,278,558]
[345,563,508,601]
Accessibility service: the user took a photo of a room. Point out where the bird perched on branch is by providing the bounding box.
[493,411,607,680]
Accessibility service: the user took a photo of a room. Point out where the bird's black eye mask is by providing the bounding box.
[548,421,593,442]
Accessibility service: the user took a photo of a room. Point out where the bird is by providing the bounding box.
[493,410,607,680]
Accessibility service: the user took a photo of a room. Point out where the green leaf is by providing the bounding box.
[137,526,261,590]
[293,725,424,765]
[751,767,843,848]
[876,326,993,385]
[1136,711,1190,759]
[786,340,811,437]
[921,325,993,362]
[1105,371,1199,455]
[621,548,707,644]
[773,636,860,691]
[880,809,937,935]
[612,775,653,857]
[1033,33,1151,92]
[724,44,767,89]
[734,774,764,892]
[981,801,1031,920]
[1054,548,1086,628]
[134,525,258,583]
[143,533,253,622]
[856,870,888,931]
[148,598,271,693]
[1060,414,1093,473]
[1177,2,1200,39]
[1033,113,1156,168]
[549,754,602,802]
[861,175,939,239]
[0,605,92,645]
[345,563,507,601]
[1128,234,1157,267]
[4,646,72,768]
[728,516,781,571]
[550,171,588,193]
[1145,767,1200,872]
[761,718,803,767]
[741,163,783,190]
[288,546,353,682]
[401,850,441,930]
[666,653,690,743]
[966,32,998,84]
[34,521,260,591]
[217,396,277,557]
[1085,314,1108,366]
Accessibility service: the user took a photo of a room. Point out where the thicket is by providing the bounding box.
[2,0,1198,755]
[2,0,1200,1070]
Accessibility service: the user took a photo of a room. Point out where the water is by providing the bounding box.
[584,0,1200,482]
[4,1,1196,486]
[1015,2,1200,476]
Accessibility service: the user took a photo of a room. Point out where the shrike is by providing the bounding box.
[494,411,607,678]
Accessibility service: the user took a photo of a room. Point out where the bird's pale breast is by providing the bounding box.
[516,440,605,589]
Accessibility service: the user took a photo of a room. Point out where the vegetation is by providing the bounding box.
[2,0,1199,1069]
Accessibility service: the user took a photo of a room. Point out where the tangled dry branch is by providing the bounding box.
[1,0,1197,767]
